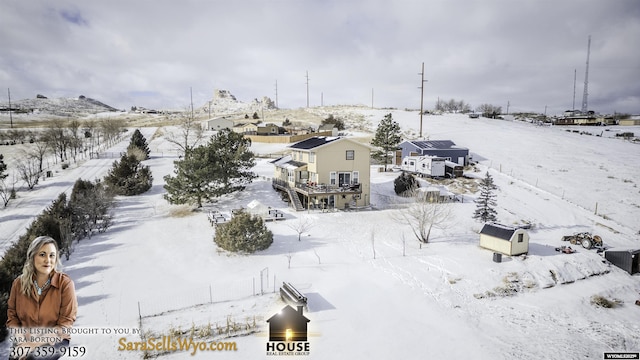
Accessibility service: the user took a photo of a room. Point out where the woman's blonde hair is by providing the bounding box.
[19,236,63,295]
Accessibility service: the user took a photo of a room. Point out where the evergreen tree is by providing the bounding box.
[394,172,419,196]
[321,114,345,130]
[0,154,7,181]
[104,154,153,196]
[127,129,150,160]
[473,172,498,222]
[163,129,256,207]
[371,113,402,171]
[69,179,114,239]
[214,210,273,253]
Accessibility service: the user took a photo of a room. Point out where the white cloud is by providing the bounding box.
[1,0,638,114]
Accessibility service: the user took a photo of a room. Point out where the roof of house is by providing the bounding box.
[404,140,467,150]
[605,248,640,255]
[480,223,518,240]
[270,155,306,169]
[319,124,336,131]
[289,136,342,150]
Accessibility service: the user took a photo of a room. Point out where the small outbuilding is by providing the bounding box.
[479,223,529,256]
[604,249,640,275]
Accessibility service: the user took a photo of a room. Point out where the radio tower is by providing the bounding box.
[580,35,591,113]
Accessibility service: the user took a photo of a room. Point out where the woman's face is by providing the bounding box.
[34,243,57,278]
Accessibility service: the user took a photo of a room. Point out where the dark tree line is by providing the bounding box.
[0,178,115,338]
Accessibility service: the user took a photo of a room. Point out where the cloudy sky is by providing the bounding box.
[1,0,639,115]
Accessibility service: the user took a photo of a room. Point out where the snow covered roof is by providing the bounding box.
[270,155,306,169]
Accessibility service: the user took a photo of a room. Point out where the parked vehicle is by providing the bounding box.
[561,232,603,250]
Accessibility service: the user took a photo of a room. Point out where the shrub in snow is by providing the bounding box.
[214,210,273,253]
[394,172,419,196]
[590,295,622,308]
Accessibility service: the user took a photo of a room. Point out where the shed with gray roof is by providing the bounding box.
[479,223,529,256]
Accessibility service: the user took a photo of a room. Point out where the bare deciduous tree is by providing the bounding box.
[287,216,315,241]
[165,109,205,158]
[394,191,453,248]
[15,156,42,189]
[285,252,293,269]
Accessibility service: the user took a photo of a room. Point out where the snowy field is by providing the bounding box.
[1,110,639,359]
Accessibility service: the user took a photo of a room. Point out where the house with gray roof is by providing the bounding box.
[399,140,469,166]
[271,136,371,211]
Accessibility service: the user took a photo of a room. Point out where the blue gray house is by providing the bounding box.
[398,140,469,166]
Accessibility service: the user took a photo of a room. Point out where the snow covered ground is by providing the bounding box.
[1,110,639,359]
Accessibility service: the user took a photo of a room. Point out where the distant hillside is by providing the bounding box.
[0,94,120,116]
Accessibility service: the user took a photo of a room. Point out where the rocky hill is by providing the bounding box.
[0,94,120,117]
[196,89,276,116]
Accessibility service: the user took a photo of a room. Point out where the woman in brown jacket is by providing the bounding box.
[7,236,78,360]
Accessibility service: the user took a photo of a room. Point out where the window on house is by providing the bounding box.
[330,172,336,185]
[309,152,315,163]
[518,234,524,243]
[338,172,351,186]
[353,171,359,184]
[346,150,355,160]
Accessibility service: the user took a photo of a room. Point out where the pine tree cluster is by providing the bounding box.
[104,129,153,196]
[0,178,114,338]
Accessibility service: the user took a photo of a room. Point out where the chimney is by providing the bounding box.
[297,306,304,315]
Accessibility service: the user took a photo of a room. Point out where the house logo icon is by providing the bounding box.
[266,305,311,356]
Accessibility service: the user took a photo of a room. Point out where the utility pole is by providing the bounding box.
[305,71,310,108]
[418,62,427,138]
[571,69,578,111]
[8,88,13,128]
[274,80,279,109]
[371,88,374,108]
[190,87,194,120]
[581,35,591,113]
[506,101,510,115]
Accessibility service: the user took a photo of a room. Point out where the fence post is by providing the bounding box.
[209,285,213,303]
[138,301,142,321]
[253,278,255,296]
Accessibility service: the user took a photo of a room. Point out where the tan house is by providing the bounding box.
[271,136,371,211]
[233,122,258,135]
[479,223,529,256]
[257,123,281,135]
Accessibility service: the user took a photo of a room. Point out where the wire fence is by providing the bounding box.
[137,271,277,319]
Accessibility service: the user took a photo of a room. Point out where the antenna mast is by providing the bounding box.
[580,35,591,113]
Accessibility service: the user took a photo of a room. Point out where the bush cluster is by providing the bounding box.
[214,210,273,253]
